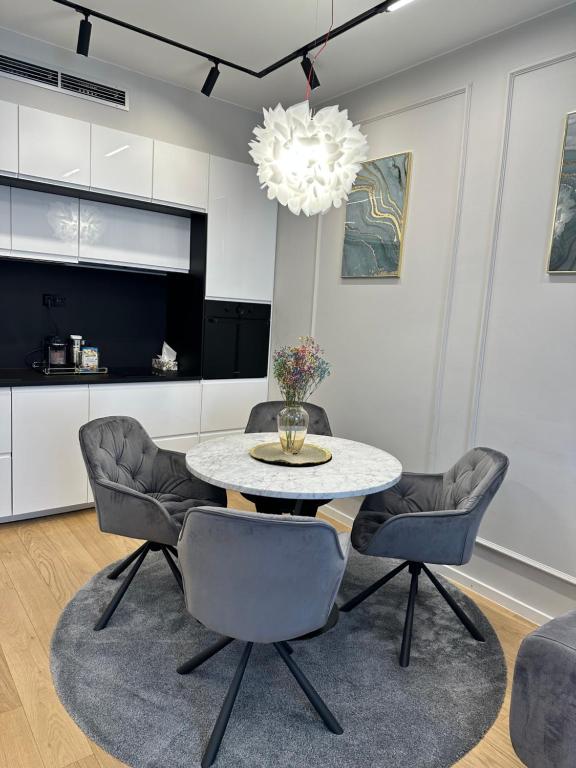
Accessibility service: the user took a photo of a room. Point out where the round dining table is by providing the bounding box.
[185,432,402,514]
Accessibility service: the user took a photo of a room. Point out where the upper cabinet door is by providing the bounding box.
[206,156,277,302]
[11,188,79,263]
[79,200,190,272]
[91,125,153,199]
[0,100,18,175]
[153,141,209,210]
[19,106,90,186]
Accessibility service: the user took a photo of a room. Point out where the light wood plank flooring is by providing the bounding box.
[0,493,534,768]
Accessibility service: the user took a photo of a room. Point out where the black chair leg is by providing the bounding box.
[178,637,235,675]
[274,642,343,735]
[165,544,178,558]
[340,560,410,613]
[94,545,150,631]
[202,643,253,768]
[422,565,485,642]
[399,563,421,668]
[161,546,184,592]
[107,542,149,580]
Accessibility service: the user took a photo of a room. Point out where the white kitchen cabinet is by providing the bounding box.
[153,141,209,210]
[79,200,190,272]
[0,389,11,454]
[89,381,201,438]
[154,434,199,453]
[201,378,269,434]
[0,455,11,518]
[91,125,153,199]
[0,100,18,176]
[11,188,79,263]
[12,386,89,516]
[19,106,90,186]
[206,156,277,302]
[0,186,10,253]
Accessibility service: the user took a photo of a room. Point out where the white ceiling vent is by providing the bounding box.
[0,52,128,110]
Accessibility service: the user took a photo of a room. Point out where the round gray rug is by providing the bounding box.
[51,550,506,768]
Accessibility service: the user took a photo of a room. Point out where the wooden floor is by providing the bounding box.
[0,493,534,768]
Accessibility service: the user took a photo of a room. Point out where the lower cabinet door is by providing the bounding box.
[0,455,11,518]
[201,379,269,433]
[12,386,90,516]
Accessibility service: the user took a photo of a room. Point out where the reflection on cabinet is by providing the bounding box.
[11,188,79,262]
[201,378,269,434]
[0,389,11,454]
[206,156,277,302]
[0,99,18,175]
[19,106,90,186]
[89,381,201,438]
[91,125,153,198]
[0,187,10,253]
[0,456,11,518]
[79,200,190,272]
[153,141,209,210]
[12,386,89,516]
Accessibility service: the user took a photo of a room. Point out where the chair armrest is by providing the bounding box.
[92,478,181,546]
[364,507,478,566]
[152,449,227,506]
[362,472,443,515]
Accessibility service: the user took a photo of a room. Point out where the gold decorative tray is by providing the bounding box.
[249,442,332,467]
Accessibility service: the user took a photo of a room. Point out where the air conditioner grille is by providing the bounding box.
[60,72,127,107]
[0,53,59,86]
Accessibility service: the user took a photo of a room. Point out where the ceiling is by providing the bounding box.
[0,0,573,112]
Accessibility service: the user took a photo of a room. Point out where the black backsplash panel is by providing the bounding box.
[0,259,203,374]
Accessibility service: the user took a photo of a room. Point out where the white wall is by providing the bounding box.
[271,4,576,623]
[0,26,258,162]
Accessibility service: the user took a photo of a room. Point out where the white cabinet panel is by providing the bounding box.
[0,389,11,454]
[154,434,199,453]
[79,200,190,272]
[0,455,11,518]
[0,100,18,175]
[11,188,79,262]
[206,156,277,302]
[91,125,153,198]
[19,106,90,186]
[153,141,209,209]
[12,386,89,515]
[201,379,269,433]
[0,187,10,253]
[199,429,242,443]
[89,382,201,438]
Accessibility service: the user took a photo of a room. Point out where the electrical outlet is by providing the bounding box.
[43,294,66,308]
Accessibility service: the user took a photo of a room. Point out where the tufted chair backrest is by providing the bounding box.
[441,447,509,513]
[245,401,332,436]
[79,416,159,494]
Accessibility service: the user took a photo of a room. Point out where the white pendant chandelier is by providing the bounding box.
[249,100,369,217]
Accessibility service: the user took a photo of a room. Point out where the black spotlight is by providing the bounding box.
[201,62,220,97]
[301,55,320,90]
[76,14,92,57]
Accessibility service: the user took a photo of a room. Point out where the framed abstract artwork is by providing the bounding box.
[342,152,412,278]
[548,112,576,274]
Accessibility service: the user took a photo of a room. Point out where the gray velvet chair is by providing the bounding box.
[79,416,227,631]
[177,506,350,768]
[510,609,576,768]
[341,447,509,666]
[244,400,332,516]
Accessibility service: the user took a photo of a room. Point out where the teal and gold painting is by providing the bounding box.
[549,112,576,273]
[342,152,411,278]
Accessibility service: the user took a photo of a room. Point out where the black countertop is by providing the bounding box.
[0,368,201,387]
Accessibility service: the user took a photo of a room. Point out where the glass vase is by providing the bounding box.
[277,404,309,455]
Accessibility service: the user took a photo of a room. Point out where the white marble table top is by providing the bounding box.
[185,432,402,500]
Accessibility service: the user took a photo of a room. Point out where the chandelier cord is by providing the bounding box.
[306,0,335,101]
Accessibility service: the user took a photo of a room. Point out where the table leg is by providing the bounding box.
[293,499,304,515]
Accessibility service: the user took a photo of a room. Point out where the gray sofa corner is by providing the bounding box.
[510,609,576,768]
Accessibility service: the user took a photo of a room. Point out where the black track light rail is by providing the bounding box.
[53,0,399,79]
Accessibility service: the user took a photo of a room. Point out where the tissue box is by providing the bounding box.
[152,358,178,374]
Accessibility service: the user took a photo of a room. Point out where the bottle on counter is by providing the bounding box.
[69,335,83,368]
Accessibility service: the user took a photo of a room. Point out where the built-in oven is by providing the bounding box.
[202,300,271,379]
